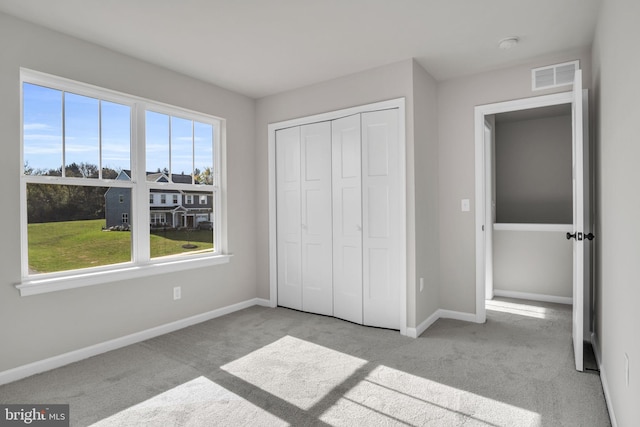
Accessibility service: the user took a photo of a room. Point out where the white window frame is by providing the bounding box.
[122,213,129,224]
[172,194,178,204]
[199,195,207,205]
[186,195,194,204]
[150,212,166,225]
[17,68,229,297]
[160,194,166,204]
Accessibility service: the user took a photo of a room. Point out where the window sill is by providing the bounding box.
[15,254,232,297]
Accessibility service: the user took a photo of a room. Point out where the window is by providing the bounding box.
[185,195,194,204]
[19,69,226,294]
[150,213,166,225]
[199,195,207,205]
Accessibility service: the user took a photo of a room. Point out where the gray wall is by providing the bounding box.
[437,49,592,313]
[412,61,441,324]
[495,115,572,224]
[592,0,640,423]
[255,59,440,329]
[0,13,257,372]
[493,230,572,298]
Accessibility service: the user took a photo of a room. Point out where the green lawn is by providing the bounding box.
[28,219,213,274]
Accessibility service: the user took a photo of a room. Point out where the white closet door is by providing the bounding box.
[300,122,333,316]
[361,109,400,329]
[332,114,363,324]
[275,127,302,310]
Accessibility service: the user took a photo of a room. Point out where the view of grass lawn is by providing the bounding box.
[28,219,213,274]
[149,227,214,258]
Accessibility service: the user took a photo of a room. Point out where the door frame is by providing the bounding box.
[267,97,407,335]
[474,91,574,323]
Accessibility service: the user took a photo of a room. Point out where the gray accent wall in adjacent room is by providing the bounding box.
[495,113,572,224]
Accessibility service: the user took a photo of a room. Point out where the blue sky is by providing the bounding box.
[23,83,214,179]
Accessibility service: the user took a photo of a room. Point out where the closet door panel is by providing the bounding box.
[300,122,333,316]
[332,115,363,324]
[362,109,400,329]
[276,127,302,310]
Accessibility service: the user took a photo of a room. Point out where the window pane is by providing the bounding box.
[23,83,63,176]
[27,183,132,274]
[194,122,214,185]
[150,192,214,259]
[171,116,193,181]
[146,111,169,175]
[101,101,131,179]
[65,92,99,178]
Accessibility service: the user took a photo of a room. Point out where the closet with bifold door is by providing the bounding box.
[275,108,401,330]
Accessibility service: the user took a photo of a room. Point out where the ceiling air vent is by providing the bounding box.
[532,60,579,91]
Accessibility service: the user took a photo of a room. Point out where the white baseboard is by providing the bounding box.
[493,289,573,305]
[0,297,268,386]
[406,309,478,338]
[438,309,479,323]
[254,298,272,307]
[406,310,440,338]
[591,332,618,427]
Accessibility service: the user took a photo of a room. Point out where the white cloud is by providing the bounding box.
[24,123,54,131]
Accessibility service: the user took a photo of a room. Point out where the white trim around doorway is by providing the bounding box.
[474,91,574,323]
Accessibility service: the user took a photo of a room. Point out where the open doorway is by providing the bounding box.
[474,76,592,371]
[488,104,573,304]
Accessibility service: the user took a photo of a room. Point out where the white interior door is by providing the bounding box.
[300,122,333,316]
[275,127,302,310]
[571,69,584,372]
[332,114,363,324]
[361,109,400,329]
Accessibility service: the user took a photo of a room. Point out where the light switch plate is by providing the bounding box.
[461,199,470,212]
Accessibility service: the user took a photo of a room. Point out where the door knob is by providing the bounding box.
[566,232,576,240]
[585,233,595,240]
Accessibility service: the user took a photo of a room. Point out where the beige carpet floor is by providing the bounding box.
[0,298,610,426]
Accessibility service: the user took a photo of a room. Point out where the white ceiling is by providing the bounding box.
[0,0,601,98]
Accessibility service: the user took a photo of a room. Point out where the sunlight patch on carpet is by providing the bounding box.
[221,335,367,410]
[89,376,286,426]
[486,299,549,319]
[320,365,542,426]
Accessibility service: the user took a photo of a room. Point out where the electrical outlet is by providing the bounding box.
[173,286,181,301]
[625,353,629,387]
[419,277,424,292]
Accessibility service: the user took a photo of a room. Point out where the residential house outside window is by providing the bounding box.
[18,69,226,295]
[200,195,207,205]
